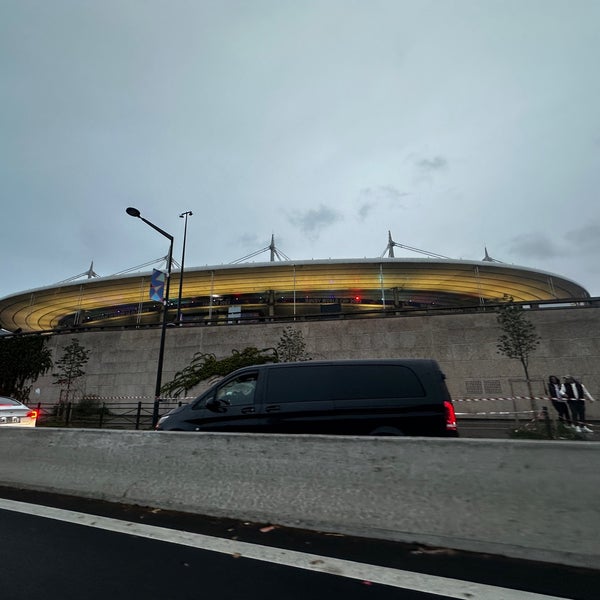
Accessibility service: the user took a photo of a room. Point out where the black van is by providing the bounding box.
[156,359,458,437]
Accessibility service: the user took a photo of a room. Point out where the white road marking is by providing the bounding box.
[0,497,572,600]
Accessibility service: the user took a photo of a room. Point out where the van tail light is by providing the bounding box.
[444,401,457,431]
[27,410,38,419]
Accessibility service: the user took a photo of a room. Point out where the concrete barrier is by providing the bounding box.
[1,429,599,568]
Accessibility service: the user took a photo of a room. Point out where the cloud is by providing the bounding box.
[357,186,409,220]
[288,205,343,240]
[507,232,563,260]
[410,155,449,184]
[566,223,600,252]
[237,232,262,249]
[416,156,448,173]
[357,202,375,220]
[508,222,600,262]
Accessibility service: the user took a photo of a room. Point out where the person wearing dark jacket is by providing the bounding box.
[560,376,595,433]
[548,375,572,426]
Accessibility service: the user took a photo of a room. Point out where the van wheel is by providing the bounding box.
[369,426,404,436]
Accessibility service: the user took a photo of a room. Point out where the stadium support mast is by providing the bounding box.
[386,231,395,257]
[55,261,100,284]
[382,231,451,259]
[482,247,502,262]
[86,261,99,278]
[230,235,291,264]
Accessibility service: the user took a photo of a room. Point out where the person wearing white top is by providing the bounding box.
[560,376,595,433]
[548,375,572,426]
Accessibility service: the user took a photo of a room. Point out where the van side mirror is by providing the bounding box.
[205,396,228,412]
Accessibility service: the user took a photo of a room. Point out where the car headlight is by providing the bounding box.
[156,415,170,429]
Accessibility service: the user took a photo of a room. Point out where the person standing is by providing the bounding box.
[560,376,595,433]
[547,375,572,427]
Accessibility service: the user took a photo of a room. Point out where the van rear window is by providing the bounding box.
[266,364,425,403]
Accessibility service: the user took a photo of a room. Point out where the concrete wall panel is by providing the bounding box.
[1,429,598,568]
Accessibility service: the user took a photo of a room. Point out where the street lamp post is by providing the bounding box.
[126,207,173,427]
[176,211,193,324]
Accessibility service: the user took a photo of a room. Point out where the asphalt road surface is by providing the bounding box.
[1,487,597,600]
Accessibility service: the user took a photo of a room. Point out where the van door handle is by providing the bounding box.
[241,407,255,414]
[265,405,281,412]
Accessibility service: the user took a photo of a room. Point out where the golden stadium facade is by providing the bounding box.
[0,257,590,333]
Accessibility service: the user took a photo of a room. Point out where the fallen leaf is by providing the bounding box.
[411,547,457,556]
[260,525,277,533]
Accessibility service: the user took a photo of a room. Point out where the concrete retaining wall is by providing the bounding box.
[1,428,599,568]
[30,305,600,420]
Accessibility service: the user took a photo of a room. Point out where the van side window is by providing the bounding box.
[334,365,425,399]
[215,373,258,406]
[266,364,425,403]
[266,366,333,403]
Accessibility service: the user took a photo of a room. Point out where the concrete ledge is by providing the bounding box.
[1,429,598,568]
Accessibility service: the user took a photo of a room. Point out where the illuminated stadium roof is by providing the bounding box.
[0,258,590,333]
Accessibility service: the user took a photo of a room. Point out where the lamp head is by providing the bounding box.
[126,207,141,218]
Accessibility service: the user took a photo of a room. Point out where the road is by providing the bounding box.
[1,487,597,600]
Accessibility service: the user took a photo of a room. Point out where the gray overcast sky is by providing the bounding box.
[2,0,599,299]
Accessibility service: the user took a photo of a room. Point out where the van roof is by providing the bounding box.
[238,358,440,371]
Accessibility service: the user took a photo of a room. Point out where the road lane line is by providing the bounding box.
[0,498,572,600]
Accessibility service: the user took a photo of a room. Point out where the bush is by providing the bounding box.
[73,395,110,417]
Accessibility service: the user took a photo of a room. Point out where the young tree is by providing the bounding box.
[161,347,278,398]
[276,326,310,362]
[0,335,53,401]
[496,300,541,411]
[161,327,311,399]
[52,338,91,402]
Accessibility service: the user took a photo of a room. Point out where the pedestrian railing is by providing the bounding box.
[34,400,184,430]
[32,398,596,437]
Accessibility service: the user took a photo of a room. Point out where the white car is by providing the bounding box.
[0,396,38,427]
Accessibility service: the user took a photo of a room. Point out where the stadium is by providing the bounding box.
[0,234,591,333]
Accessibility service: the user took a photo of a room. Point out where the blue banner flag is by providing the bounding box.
[150,269,166,301]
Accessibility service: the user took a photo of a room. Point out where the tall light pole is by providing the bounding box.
[176,211,193,324]
[126,207,174,427]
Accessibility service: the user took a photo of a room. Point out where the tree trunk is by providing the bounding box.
[522,360,537,414]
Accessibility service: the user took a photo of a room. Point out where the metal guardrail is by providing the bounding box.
[34,401,183,430]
